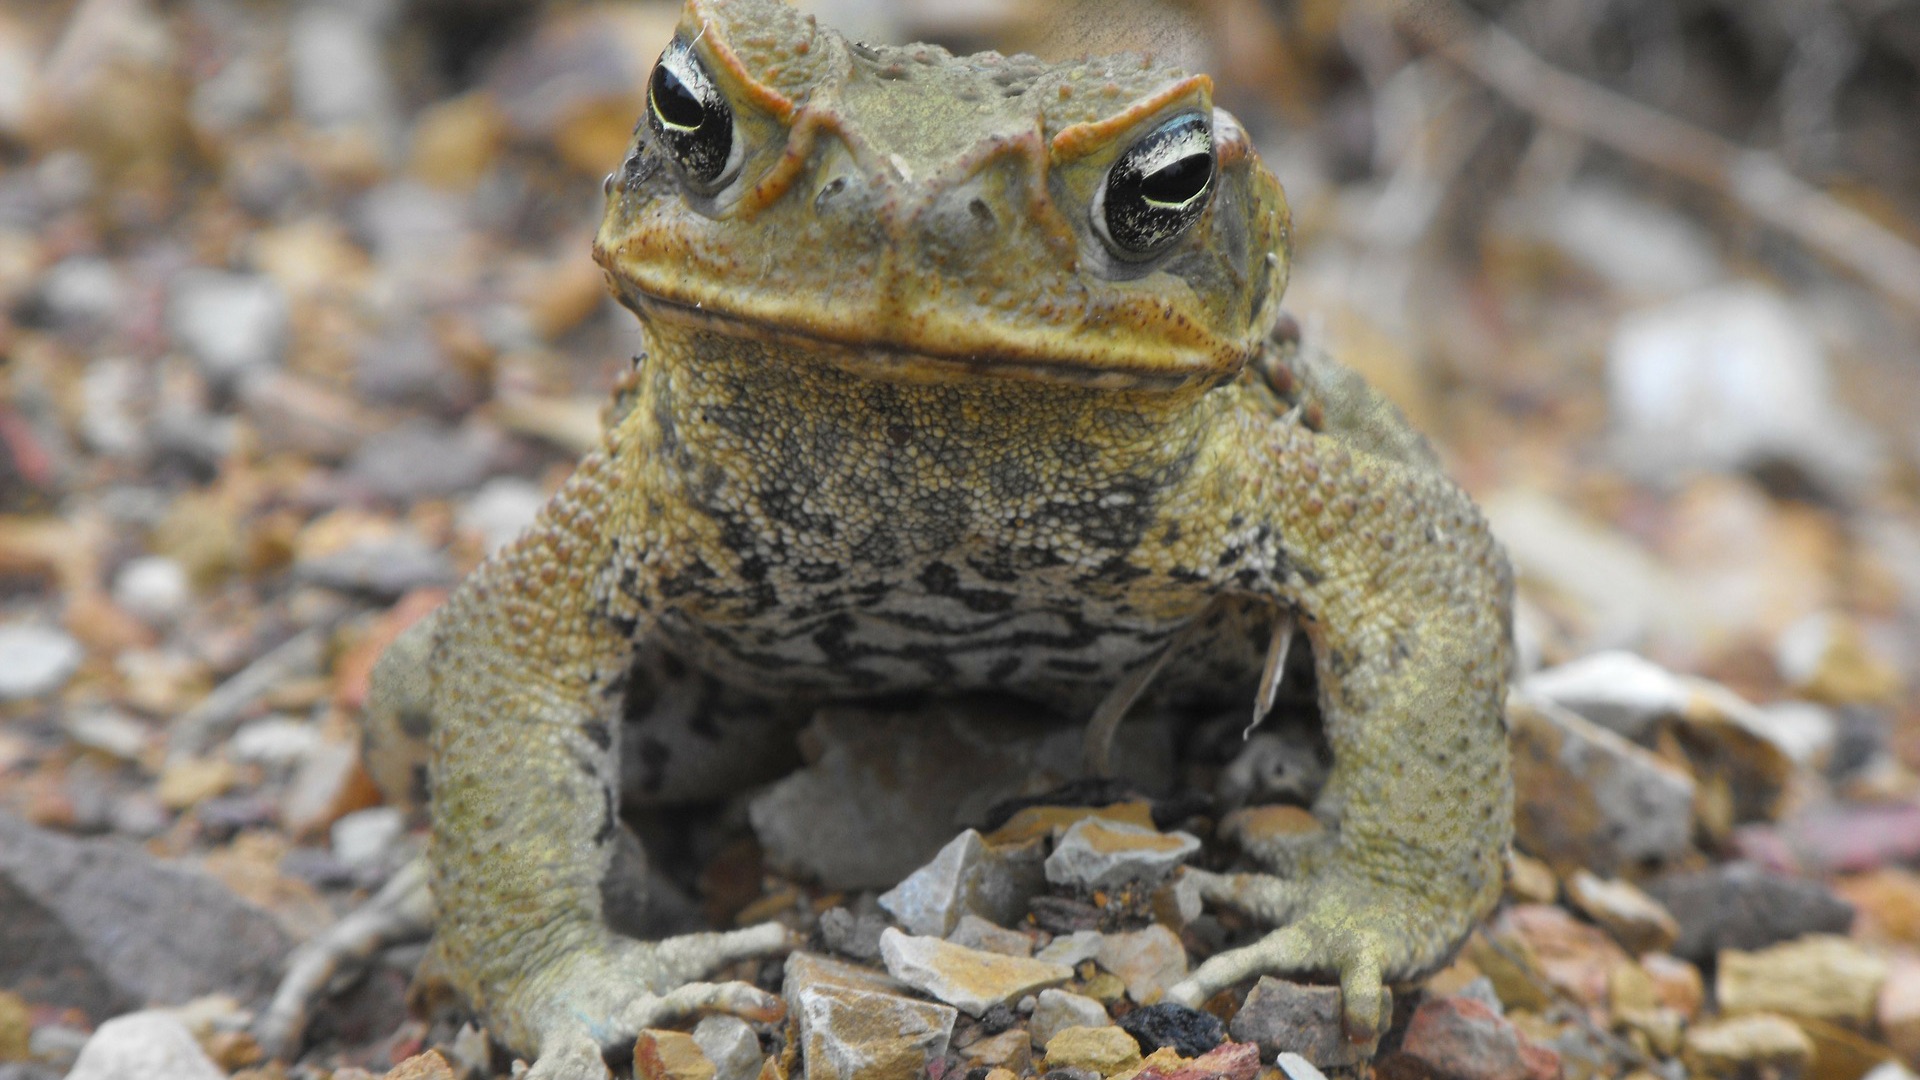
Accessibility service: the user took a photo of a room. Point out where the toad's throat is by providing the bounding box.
[613,282,1245,392]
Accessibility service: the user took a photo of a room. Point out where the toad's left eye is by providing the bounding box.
[647,38,739,189]
[1093,113,1216,259]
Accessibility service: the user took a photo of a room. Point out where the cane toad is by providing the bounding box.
[396,1,1515,1075]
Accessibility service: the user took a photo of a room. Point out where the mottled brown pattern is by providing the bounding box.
[385,1,1515,1073]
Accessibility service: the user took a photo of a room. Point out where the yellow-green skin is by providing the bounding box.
[395,1,1514,1074]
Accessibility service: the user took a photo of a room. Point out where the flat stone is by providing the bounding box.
[1225,976,1363,1069]
[382,1052,456,1080]
[0,624,81,701]
[1737,802,1920,876]
[65,1012,224,1080]
[1491,905,1634,1009]
[1717,934,1889,1028]
[878,928,1071,1017]
[1042,1026,1140,1077]
[1682,1013,1814,1079]
[877,829,1045,937]
[1640,953,1705,1019]
[345,419,503,503]
[960,1028,1030,1072]
[634,1029,716,1080]
[1036,929,1105,967]
[1564,870,1679,954]
[1385,996,1559,1080]
[783,952,956,1080]
[691,1015,764,1080]
[1095,925,1188,1004]
[947,914,1033,957]
[1273,1052,1328,1080]
[0,814,291,1016]
[1160,1042,1260,1080]
[1508,696,1696,878]
[1644,862,1854,964]
[167,270,288,385]
[1521,650,1688,742]
[1044,819,1200,891]
[1031,989,1109,1049]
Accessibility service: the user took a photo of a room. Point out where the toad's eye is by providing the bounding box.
[647,39,738,189]
[1093,112,1216,259]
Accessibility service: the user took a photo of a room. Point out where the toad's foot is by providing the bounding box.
[499,924,792,1080]
[1166,869,1410,1044]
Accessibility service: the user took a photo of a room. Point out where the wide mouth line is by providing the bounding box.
[618,285,1231,391]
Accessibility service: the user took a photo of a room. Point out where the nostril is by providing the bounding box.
[814,176,850,213]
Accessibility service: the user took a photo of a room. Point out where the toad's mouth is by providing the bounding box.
[611,279,1248,393]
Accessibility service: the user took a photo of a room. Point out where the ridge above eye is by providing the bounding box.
[648,38,739,189]
[1094,112,1217,260]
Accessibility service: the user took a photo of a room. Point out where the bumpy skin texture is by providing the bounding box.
[403,0,1515,1073]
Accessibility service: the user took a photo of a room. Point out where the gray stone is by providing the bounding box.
[229,716,320,770]
[816,906,890,963]
[752,702,1097,890]
[1227,977,1366,1069]
[0,624,80,701]
[1034,929,1103,968]
[0,814,291,1016]
[1509,695,1697,877]
[783,952,956,1080]
[878,928,1071,1017]
[1043,818,1199,891]
[1030,989,1109,1049]
[167,270,288,384]
[1521,650,1688,743]
[878,829,1046,937]
[947,914,1032,957]
[288,2,397,140]
[1645,861,1855,964]
[347,419,503,501]
[1608,282,1882,499]
[294,534,456,599]
[111,556,190,626]
[63,1011,223,1080]
[459,477,546,553]
[330,806,407,871]
[39,256,124,333]
[692,1014,763,1080]
[62,708,150,762]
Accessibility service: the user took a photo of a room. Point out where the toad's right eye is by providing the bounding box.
[647,39,739,189]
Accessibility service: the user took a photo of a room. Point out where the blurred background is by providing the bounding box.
[0,0,1918,1074]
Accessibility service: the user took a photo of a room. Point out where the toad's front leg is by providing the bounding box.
[425,451,788,1080]
[1166,409,1514,1043]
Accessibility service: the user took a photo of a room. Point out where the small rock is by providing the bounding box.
[634,1029,716,1080]
[279,735,383,839]
[37,256,125,334]
[1161,1041,1260,1080]
[1776,611,1903,706]
[1226,977,1363,1069]
[288,2,397,138]
[155,758,238,811]
[330,806,407,871]
[961,1028,1031,1072]
[1607,282,1881,498]
[1736,802,1920,876]
[1508,696,1695,878]
[1030,989,1109,1049]
[1640,952,1705,1019]
[1036,929,1105,968]
[948,914,1032,958]
[0,624,81,701]
[65,1011,224,1080]
[1527,181,1721,296]
[62,708,150,762]
[1386,996,1559,1080]
[878,829,1046,937]
[112,556,190,625]
[1867,1064,1920,1080]
[347,420,503,502]
[1717,934,1889,1028]
[1505,851,1559,905]
[1043,819,1200,891]
[295,535,456,600]
[691,1015,763,1080]
[1115,1002,1223,1057]
[1521,650,1687,742]
[1682,1013,1814,1079]
[1273,1052,1328,1080]
[1564,870,1679,954]
[229,717,320,770]
[167,271,288,385]
[878,928,1071,1017]
[1644,862,1854,964]
[382,1051,456,1080]
[1879,955,1920,1063]
[1095,925,1188,1004]
[816,907,890,964]
[457,477,546,553]
[783,952,956,1080]
[1490,905,1633,1009]
[1042,1026,1140,1077]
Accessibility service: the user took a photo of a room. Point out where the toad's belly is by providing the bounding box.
[649,559,1273,712]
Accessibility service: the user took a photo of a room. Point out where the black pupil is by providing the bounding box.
[652,63,705,129]
[1140,153,1211,205]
